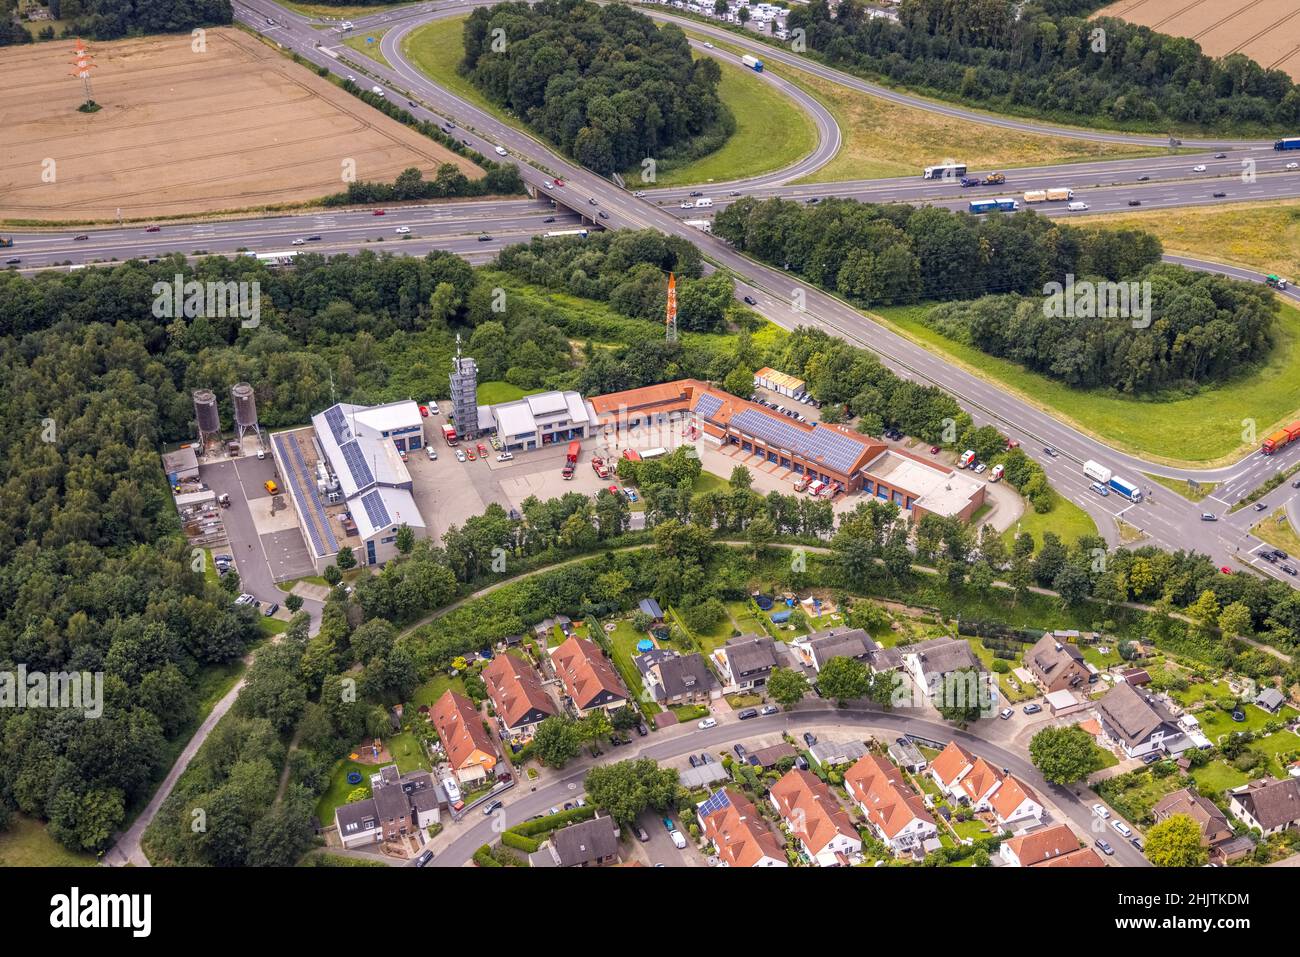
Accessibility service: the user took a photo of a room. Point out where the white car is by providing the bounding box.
[395,226,411,234]
[670,831,688,849]
[1112,819,1133,838]
[455,449,467,462]
[496,452,513,462]
[703,41,714,48]
[1092,803,1111,820]
[1192,164,1206,172]
[697,718,718,729]
[292,238,305,245]
[543,180,553,189]
[494,146,508,156]
[426,446,437,461]
[633,190,645,197]
[1288,162,1299,170]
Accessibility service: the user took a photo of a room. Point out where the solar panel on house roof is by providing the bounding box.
[698,789,733,818]
[324,405,352,445]
[339,440,375,489]
[731,409,864,474]
[360,489,391,530]
[695,393,723,420]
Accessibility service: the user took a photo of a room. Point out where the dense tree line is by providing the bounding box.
[460,0,732,174]
[713,195,1164,305]
[922,265,1279,394]
[324,164,524,206]
[0,0,233,43]
[785,0,1300,132]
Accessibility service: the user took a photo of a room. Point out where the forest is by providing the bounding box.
[784,0,1300,131]
[921,268,1279,395]
[0,0,233,43]
[459,0,732,175]
[711,195,1165,304]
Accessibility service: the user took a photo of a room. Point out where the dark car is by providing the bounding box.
[733,743,748,759]
[262,602,279,617]
[74,234,89,241]
[306,235,322,242]
[742,295,757,305]
[1253,502,1267,511]
[1130,837,1144,851]
[1274,549,1289,560]
[4,258,19,265]
[477,235,492,242]
[1292,479,1300,489]
[1137,175,1150,181]
[737,708,759,720]
[598,211,609,219]
[1213,192,1227,198]
[700,752,715,764]
[1142,752,1160,765]
[689,191,703,197]
[414,849,433,867]
[1023,703,1042,715]
[1284,565,1298,576]
[543,216,555,223]
[688,754,700,768]
[1214,153,1227,159]
[408,100,417,108]
[637,722,649,737]
[1042,446,1059,457]
[483,799,503,815]
[1127,199,1142,206]
[803,732,817,748]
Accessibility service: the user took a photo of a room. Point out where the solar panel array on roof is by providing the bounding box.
[275,432,338,556]
[698,789,733,818]
[694,393,723,420]
[339,440,374,489]
[360,489,391,531]
[323,405,352,445]
[731,409,865,474]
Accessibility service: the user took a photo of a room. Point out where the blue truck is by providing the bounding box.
[1108,476,1143,502]
[741,54,764,72]
[1274,137,1300,151]
[969,198,1019,214]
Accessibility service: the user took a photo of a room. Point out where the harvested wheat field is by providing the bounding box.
[1096,0,1300,81]
[0,28,482,223]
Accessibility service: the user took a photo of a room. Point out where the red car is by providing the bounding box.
[553,177,565,187]
[608,485,621,497]
[929,445,940,454]
[477,443,487,456]
[1006,438,1020,449]
[1220,566,1232,574]
[466,450,476,461]
[373,209,386,216]
[419,405,428,417]
[145,226,161,232]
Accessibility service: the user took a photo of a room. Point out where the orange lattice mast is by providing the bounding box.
[70,38,97,104]
[666,272,678,343]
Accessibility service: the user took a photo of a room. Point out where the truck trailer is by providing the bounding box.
[741,54,764,72]
[1274,137,1300,151]
[1262,421,1300,454]
[1083,460,1113,485]
[1107,476,1142,502]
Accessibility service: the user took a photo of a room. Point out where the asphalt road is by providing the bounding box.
[428,704,1150,869]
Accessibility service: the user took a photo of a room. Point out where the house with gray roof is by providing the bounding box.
[714,634,779,690]
[1025,634,1089,693]
[1254,687,1287,714]
[808,740,869,768]
[635,648,716,704]
[902,637,982,701]
[1229,778,1300,836]
[547,814,620,867]
[1094,682,1189,758]
[334,765,442,850]
[792,628,876,672]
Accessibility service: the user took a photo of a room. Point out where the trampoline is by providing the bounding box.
[346,771,363,785]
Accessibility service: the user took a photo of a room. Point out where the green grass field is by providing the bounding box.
[1253,509,1300,557]
[873,300,1300,467]
[1144,473,1217,503]
[0,815,97,867]
[477,381,528,405]
[343,29,391,68]
[402,16,814,187]
[1001,495,1098,548]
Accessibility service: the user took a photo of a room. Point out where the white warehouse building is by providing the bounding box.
[481,390,596,452]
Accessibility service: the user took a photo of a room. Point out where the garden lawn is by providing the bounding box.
[1196,703,1298,741]
[1000,494,1098,549]
[607,619,661,716]
[874,300,1300,467]
[1095,767,1190,825]
[1191,760,1252,796]
[0,815,97,867]
[410,672,468,709]
[477,381,529,405]
[668,603,735,656]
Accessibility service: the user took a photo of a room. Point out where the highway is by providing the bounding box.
[12,0,1300,583]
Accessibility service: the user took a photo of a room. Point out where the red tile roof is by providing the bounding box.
[481,652,556,730]
[1002,824,1084,866]
[959,757,1005,805]
[699,789,786,867]
[770,769,859,855]
[988,774,1040,822]
[552,635,628,711]
[844,754,935,839]
[929,741,975,788]
[430,690,497,773]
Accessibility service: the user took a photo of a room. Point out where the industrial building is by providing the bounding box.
[589,380,985,521]
[270,399,428,572]
[479,391,596,452]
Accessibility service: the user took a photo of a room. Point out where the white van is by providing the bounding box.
[1067,201,1089,211]
[670,830,688,850]
[695,197,713,208]
[1112,820,1133,838]
[371,86,384,96]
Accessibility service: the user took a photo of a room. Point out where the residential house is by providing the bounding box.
[697,789,788,868]
[749,743,799,769]
[957,757,1043,829]
[548,814,620,867]
[887,737,927,773]
[1255,687,1287,714]
[715,634,779,690]
[481,652,556,739]
[1152,787,1250,864]
[1025,634,1090,693]
[902,636,983,702]
[430,690,498,786]
[1094,682,1189,758]
[928,741,975,799]
[808,739,868,768]
[551,635,629,716]
[334,765,441,850]
[792,628,875,672]
[844,754,937,855]
[635,648,716,705]
[1228,778,1300,836]
[1000,824,1103,867]
[769,769,862,866]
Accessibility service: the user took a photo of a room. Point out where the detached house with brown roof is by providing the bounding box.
[430,689,498,786]
[482,652,556,740]
[957,757,1044,829]
[1153,787,1252,864]
[1000,824,1103,867]
[551,635,628,716]
[929,741,975,799]
[1025,634,1090,693]
[697,788,788,868]
[769,768,862,867]
[1229,777,1300,836]
[844,754,937,855]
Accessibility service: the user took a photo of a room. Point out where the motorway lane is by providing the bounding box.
[429,704,1150,868]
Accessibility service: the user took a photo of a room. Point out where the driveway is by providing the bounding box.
[634,810,702,867]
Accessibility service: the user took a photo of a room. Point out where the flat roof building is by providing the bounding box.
[482,390,595,452]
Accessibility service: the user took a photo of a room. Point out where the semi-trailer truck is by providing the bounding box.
[924,162,967,180]
[1266,275,1289,289]
[1083,460,1112,484]
[1262,421,1300,454]
[742,54,764,72]
[1108,476,1142,502]
[561,439,581,479]
[1275,137,1300,151]
[1024,188,1074,203]
[969,198,1019,213]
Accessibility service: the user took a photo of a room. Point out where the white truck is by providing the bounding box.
[1083,460,1113,484]
[694,197,713,208]
[683,219,712,233]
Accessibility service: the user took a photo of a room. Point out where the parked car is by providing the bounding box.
[636,826,650,842]
[803,732,817,748]
[497,452,513,462]
[697,717,717,730]
[737,708,759,720]
[1023,703,1042,715]
[262,603,278,617]
[1095,838,1114,856]
[1112,820,1133,838]
[455,450,466,462]
[414,850,433,867]
[662,817,676,832]
[688,754,700,768]
[1092,803,1110,819]
[759,705,779,716]
[637,722,649,737]
[733,744,748,759]
[483,800,503,815]
[998,708,1013,720]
